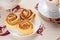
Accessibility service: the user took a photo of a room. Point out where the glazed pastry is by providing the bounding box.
[56,0,60,7]
[6,13,19,25]
[18,20,34,35]
[20,9,36,21]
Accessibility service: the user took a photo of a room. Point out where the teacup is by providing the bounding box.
[0,0,20,9]
[46,0,59,12]
[0,7,10,35]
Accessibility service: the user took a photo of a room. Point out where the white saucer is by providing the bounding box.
[0,0,20,9]
[38,0,60,18]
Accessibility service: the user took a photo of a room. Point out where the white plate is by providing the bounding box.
[6,10,41,37]
[38,0,60,18]
[0,3,41,39]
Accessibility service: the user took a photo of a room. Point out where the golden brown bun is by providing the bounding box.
[6,13,19,25]
[18,20,34,35]
[20,9,36,21]
[56,0,60,7]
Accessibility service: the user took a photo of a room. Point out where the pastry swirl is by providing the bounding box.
[18,20,34,35]
[56,0,60,7]
[20,9,36,21]
[6,13,19,25]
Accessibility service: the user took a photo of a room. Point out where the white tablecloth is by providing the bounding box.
[0,0,60,40]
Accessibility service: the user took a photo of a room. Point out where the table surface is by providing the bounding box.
[0,0,60,40]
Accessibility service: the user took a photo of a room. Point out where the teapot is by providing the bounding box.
[46,0,59,12]
[38,0,60,23]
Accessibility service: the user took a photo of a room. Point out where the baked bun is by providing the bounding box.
[6,13,19,25]
[20,9,36,21]
[56,0,60,7]
[18,20,34,35]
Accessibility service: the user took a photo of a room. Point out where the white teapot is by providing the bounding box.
[38,0,60,23]
[0,0,20,9]
[38,0,60,18]
[46,0,59,12]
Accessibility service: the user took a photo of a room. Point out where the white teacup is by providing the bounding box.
[46,0,59,12]
[0,0,20,9]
